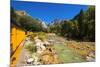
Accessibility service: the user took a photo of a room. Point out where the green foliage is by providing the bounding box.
[48,19,62,34]
[19,16,43,31]
[48,6,95,41]
[11,7,16,19]
[30,32,47,41]
[25,44,36,54]
[11,6,95,41]
[11,7,46,32]
[53,44,85,63]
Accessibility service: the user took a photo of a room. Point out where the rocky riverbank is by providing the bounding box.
[16,33,95,66]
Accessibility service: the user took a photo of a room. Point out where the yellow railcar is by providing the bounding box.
[10,25,26,66]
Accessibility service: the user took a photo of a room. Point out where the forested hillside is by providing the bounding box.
[48,6,95,41]
[11,7,46,32]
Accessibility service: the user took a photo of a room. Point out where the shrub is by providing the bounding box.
[25,44,36,54]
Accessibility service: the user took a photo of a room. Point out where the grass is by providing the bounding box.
[53,44,86,63]
[25,44,36,54]
[67,41,95,58]
[29,32,47,41]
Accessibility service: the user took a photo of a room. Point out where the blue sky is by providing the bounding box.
[11,1,88,24]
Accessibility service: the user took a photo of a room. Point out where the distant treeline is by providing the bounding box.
[48,6,95,41]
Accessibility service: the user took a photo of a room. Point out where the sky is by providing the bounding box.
[11,1,88,24]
